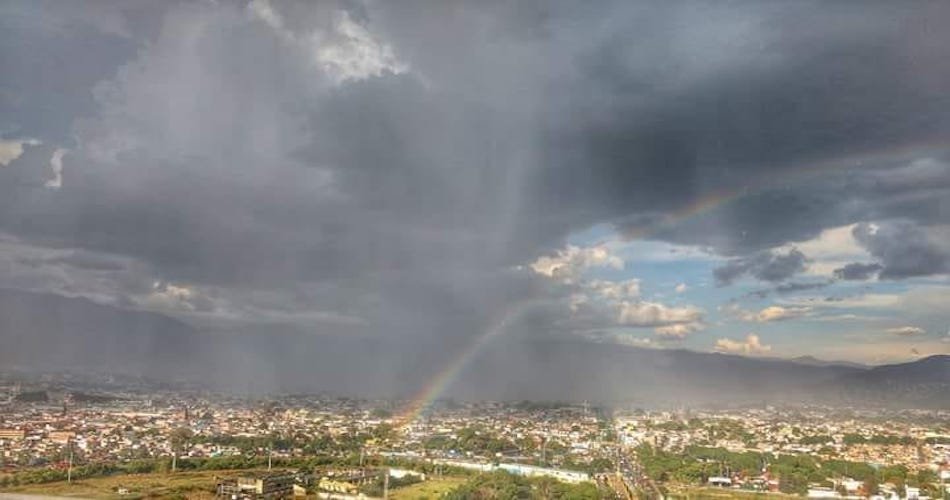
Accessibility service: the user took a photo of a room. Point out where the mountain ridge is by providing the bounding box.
[1,288,946,406]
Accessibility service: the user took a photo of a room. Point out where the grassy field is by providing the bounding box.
[0,469,239,500]
[666,487,789,499]
[388,476,466,500]
[1,471,467,500]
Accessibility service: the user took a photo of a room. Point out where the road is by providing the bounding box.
[618,447,664,499]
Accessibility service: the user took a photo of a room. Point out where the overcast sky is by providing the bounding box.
[1,0,949,370]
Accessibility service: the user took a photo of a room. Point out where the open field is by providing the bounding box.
[1,471,466,500]
[0,470,238,500]
[390,477,466,499]
[666,487,790,499]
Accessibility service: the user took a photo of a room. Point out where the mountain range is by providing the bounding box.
[1,288,946,407]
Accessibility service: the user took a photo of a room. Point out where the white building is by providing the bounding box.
[807,487,840,498]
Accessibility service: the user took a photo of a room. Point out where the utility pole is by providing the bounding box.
[541,438,547,467]
[942,470,947,500]
[383,469,389,500]
[67,440,73,484]
[438,444,445,477]
[268,446,272,471]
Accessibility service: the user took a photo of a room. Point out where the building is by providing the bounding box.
[0,429,26,440]
[837,478,863,495]
[316,469,381,494]
[217,471,295,500]
[316,478,360,495]
[48,431,75,444]
[807,487,840,498]
[389,468,425,481]
[708,476,732,487]
[497,464,591,484]
[433,460,591,484]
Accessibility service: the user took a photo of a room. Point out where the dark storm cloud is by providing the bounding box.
[0,1,154,143]
[4,0,948,288]
[852,221,949,279]
[832,262,883,281]
[1,0,949,391]
[373,0,950,256]
[714,248,808,286]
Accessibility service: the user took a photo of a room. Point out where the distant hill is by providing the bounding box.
[858,354,950,384]
[790,355,867,369]
[14,390,48,403]
[0,288,203,380]
[831,355,950,404]
[0,288,946,407]
[69,391,121,403]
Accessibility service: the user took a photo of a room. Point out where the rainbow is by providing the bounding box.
[394,134,950,427]
[624,134,950,239]
[395,299,539,427]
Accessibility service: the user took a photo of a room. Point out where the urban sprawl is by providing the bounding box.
[0,377,948,499]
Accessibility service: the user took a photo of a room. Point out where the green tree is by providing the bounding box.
[169,427,194,472]
[863,471,879,496]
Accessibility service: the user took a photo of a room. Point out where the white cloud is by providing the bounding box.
[247,0,284,33]
[674,283,688,293]
[567,292,705,339]
[248,0,407,84]
[316,11,409,84]
[778,223,870,276]
[142,281,215,313]
[754,305,811,322]
[726,304,811,322]
[584,331,660,349]
[44,148,67,189]
[654,322,703,339]
[539,251,704,338]
[807,313,879,322]
[568,293,588,312]
[588,278,640,301]
[885,326,925,336]
[714,333,772,355]
[617,300,702,328]
[146,282,193,307]
[789,223,867,260]
[0,138,41,166]
[530,244,623,284]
